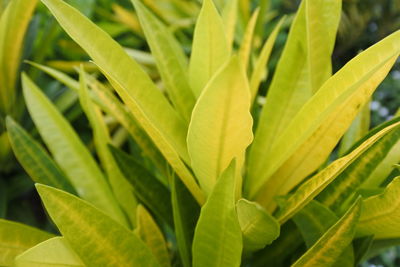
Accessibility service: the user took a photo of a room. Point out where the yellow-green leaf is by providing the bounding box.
[292,199,361,267]
[0,219,53,266]
[15,237,84,267]
[189,0,230,98]
[192,161,242,267]
[22,73,125,224]
[187,57,253,194]
[36,184,161,267]
[238,9,259,71]
[135,205,171,267]
[358,176,400,239]
[221,0,238,50]
[236,199,279,252]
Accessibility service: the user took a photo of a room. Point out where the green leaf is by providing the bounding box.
[40,0,204,204]
[0,0,38,116]
[357,176,400,239]
[135,205,171,267]
[22,73,125,224]
[36,184,161,267]
[110,146,174,229]
[221,0,238,50]
[192,161,242,267]
[189,0,230,98]
[79,68,136,226]
[249,17,284,103]
[187,56,253,194]
[248,30,400,199]
[292,200,354,267]
[318,123,400,212]
[6,117,76,194]
[238,9,259,71]
[15,237,84,267]
[291,199,361,267]
[247,0,341,189]
[131,0,195,121]
[0,219,53,266]
[275,121,399,223]
[171,175,200,267]
[236,199,279,252]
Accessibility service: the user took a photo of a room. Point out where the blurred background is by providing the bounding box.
[0,0,398,266]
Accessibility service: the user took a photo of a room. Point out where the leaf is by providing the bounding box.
[187,56,253,194]
[192,161,242,267]
[22,73,125,225]
[338,102,370,156]
[249,17,284,103]
[6,117,76,194]
[135,205,171,267]
[189,0,230,98]
[292,200,354,267]
[40,0,204,204]
[248,30,400,199]
[318,123,400,212]
[0,219,53,266]
[357,176,400,239]
[221,0,238,50]
[275,121,400,224]
[238,9,259,71]
[352,236,374,265]
[171,175,200,267]
[236,199,279,252]
[15,237,84,267]
[131,0,195,121]
[36,184,161,267]
[247,0,341,189]
[78,68,136,226]
[291,199,362,267]
[0,0,38,116]
[110,146,174,229]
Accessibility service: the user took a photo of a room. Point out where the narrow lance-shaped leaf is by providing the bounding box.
[36,184,161,267]
[291,199,362,267]
[236,199,279,252]
[248,30,400,199]
[40,0,205,204]
[79,68,137,226]
[15,237,84,267]
[247,0,341,195]
[238,9,259,71]
[0,219,53,266]
[0,0,38,116]
[221,0,238,51]
[275,121,400,223]
[131,0,195,121]
[187,56,253,194]
[171,175,200,267]
[192,161,243,267]
[357,177,400,239]
[22,73,126,225]
[189,0,230,98]
[292,201,355,267]
[135,205,171,267]
[249,17,285,103]
[6,117,76,194]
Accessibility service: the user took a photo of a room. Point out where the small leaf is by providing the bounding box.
[22,73,125,224]
[36,184,160,267]
[189,0,230,97]
[236,199,279,252]
[192,161,242,267]
[187,56,253,194]
[238,9,259,71]
[6,117,76,194]
[221,0,238,50]
[135,205,171,267]
[0,219,53,266]
[15,237,84,267]
[291,199,362,267]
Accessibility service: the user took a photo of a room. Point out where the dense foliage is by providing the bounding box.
[0,0,399,266]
